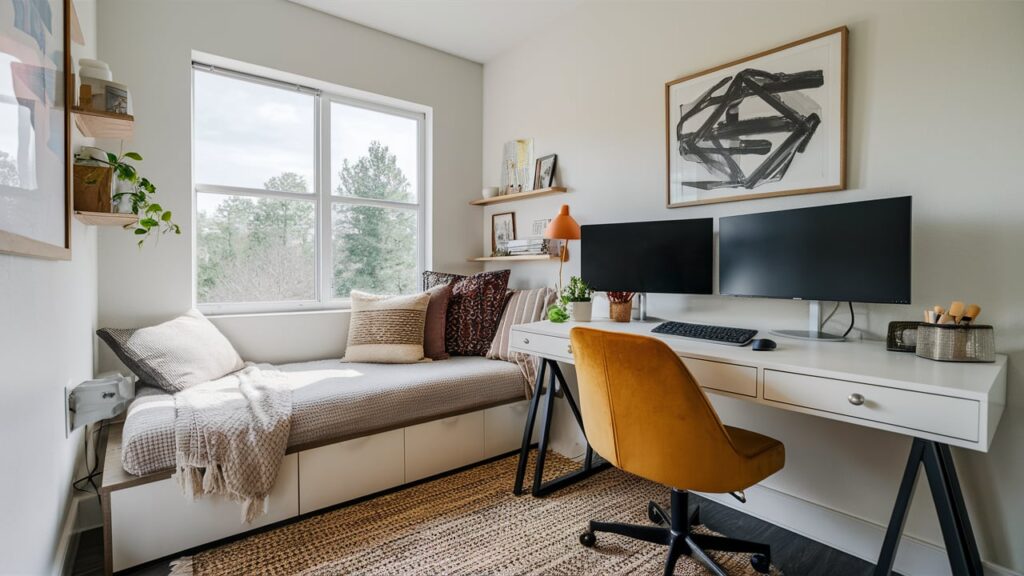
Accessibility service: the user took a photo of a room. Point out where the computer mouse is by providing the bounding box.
[751,339,777,351]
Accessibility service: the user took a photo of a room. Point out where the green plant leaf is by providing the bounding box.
[106,152,118,164]
[173,224,181,234]
[146,203,162,213]
[134,228,147,235]
[140,218,158,228]
[161,211,172,221]
[123,152,143,161]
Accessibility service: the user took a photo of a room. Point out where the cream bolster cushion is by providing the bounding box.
[343,291,431,364]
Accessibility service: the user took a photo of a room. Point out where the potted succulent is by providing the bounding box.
[607,291,635,322]
[561,276,593,322]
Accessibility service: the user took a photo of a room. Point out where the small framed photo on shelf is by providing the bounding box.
[491,212,517,253]
[533,154,557,189]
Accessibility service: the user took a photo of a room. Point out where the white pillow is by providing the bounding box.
[343,291,431,364]
[97,310,244,393]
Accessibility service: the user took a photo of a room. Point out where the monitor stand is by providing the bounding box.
[771,301,846,342]
[634,293,661,322]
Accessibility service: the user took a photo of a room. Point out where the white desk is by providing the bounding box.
[509,319,1006,576]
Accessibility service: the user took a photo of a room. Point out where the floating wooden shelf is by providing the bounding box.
[469,254,560,262]
[469,187,567,206]
[74,211,139,226]
[72,107,135,139]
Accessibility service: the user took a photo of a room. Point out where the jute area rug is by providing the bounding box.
[171,452,780,575]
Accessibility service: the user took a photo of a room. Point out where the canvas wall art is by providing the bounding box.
[0,0,71,259]
[666,27,846,208]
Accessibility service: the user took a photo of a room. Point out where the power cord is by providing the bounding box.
[842,301,855,338]
[73,421,107,506]
[819,301,841,330]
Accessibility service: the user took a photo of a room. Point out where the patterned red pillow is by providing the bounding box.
[446,270,512,356]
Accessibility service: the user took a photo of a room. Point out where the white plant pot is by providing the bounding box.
[569,301,592,322]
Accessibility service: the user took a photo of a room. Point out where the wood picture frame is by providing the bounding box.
[665,26,847,208]
[0,0,73,260]
[491,211,516,253]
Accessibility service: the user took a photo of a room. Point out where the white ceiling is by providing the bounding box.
[288,0,584,63]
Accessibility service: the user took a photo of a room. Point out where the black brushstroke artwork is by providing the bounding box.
[676,68,824,191]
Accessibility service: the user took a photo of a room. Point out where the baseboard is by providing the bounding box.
[52,496,79,576]
[696,485,1021,576]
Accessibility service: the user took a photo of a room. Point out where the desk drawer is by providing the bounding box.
[764,370,979,442]
[510,330,574,361]
[683,358,757,398]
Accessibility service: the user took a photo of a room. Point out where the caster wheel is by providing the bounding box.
[579,531,596,548]
[750,553,770,574]
[647,501,664,525]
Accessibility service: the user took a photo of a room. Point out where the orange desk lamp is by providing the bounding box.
[543,204,581,294]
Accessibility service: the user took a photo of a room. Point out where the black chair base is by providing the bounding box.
[579,489,771,576]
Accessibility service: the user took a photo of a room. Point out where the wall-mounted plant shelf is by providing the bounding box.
[74,211,138,227]
[469,186,567,206]
[469,254,560,262]
[72,107,135,139]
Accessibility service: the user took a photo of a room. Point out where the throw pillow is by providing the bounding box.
[97,310,245,394]
[422,270,464,291]
[343,291,431,364]
[487,288,557,394]
[446,270,512,356]
[423,284,453,360]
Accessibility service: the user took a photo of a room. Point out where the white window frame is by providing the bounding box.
[191,60,429,315]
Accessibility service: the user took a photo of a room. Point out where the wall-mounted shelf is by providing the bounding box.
[72,107,135,139]
[74,211,138,226]
[469,187,567,206]
[469,254,560,262]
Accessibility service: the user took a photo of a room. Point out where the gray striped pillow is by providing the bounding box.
[487,288,556,393]
[343,291,431,364]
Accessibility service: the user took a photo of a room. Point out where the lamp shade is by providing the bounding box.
[543,205,581,240]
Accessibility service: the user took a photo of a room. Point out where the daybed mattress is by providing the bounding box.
[121,356,527,476]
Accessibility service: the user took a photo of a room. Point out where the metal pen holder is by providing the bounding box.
[915,324,995,363]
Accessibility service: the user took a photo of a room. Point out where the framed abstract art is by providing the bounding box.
[666,27,847,208]
[0,0,72,259]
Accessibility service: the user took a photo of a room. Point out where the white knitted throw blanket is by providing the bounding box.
[173,363,292,523]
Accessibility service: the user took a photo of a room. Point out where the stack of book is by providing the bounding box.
[506,238,556,256]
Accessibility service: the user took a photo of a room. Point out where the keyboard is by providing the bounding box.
[651,321,758,346]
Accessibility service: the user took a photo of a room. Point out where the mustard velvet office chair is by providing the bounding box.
[571,327,785,576]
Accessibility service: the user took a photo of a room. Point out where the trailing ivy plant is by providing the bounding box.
[83,150,180,247]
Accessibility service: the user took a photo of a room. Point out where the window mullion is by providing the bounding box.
[318,94,333,304]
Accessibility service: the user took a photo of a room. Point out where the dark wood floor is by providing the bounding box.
[72,491,887,576]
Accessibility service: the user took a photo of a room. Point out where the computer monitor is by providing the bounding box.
[719,196,912,338]
[581,218,714,311]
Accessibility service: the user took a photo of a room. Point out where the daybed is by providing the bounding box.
[100,356,535,573]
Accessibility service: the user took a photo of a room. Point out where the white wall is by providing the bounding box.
[94,0,483,369]
[482,2,1024,572]
[0,2,99,573]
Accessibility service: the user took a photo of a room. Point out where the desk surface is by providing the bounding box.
[510,319,1007,452]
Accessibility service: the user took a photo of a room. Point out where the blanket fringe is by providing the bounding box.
[168,556,194,576]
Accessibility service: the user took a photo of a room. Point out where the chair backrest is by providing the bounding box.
[570,327,743,490]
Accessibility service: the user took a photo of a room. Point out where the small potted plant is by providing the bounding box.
[561,276,593,322]
[76,148,180,247]
[607,291,635,322]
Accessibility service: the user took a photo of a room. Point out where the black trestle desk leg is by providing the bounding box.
[513,358,547,496]
[549,361,594,471]
[531,362,559,495]
[874,438,983,576]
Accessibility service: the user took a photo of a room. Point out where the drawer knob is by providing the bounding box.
[522,338,530,344]
[848,393,865,406]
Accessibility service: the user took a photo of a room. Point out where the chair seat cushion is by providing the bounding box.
[121,356,526,476]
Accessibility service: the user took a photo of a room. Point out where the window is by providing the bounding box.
[193,64,426,312]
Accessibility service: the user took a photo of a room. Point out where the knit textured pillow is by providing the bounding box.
[343,291,431,364]
[96,310,244,393]
[445,270,512,356]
